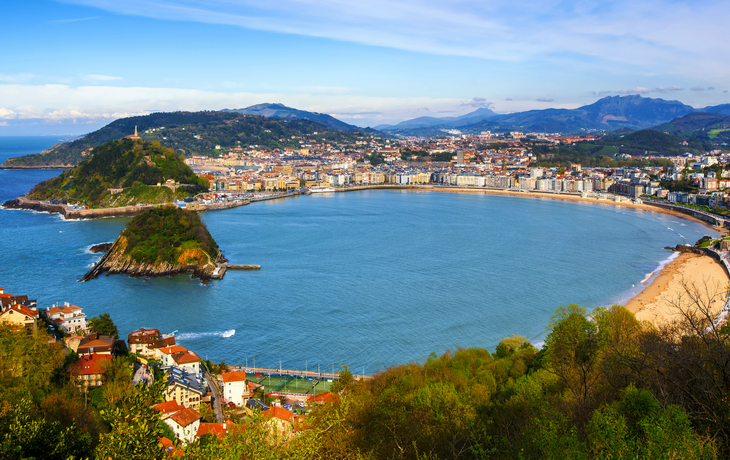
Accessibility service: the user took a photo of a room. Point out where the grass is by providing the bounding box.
[708,129,730,140]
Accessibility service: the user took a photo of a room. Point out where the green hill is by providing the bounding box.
[2,111,375,168]
[27,138,208,208]
[653,112,730,144]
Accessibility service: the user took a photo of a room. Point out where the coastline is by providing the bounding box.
[624,251,730,325]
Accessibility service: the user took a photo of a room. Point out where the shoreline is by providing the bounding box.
[624,251,730,325]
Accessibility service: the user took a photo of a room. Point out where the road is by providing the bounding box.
[204,371,224,423]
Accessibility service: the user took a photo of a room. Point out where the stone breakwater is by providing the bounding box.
[3,197,155,219]
[80,236,216,282]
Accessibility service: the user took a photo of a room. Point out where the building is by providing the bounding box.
[128,328,176,359]
[76,332,115,356]
[0,300,39,331]
[69,354,112,388]
[45,302,86,334]
[221,370,252,406]
[164,366,205,408]
[166,407,202,444]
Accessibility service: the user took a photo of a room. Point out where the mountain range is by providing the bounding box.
[376,95,730,136]
[223,103,369,133]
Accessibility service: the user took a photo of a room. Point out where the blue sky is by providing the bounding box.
[1,0,729,135]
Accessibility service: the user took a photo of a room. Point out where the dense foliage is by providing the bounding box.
[121,206,219,265]
[27,138,208,207]
[88,312,120,339]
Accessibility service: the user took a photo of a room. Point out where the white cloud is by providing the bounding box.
[0,73,35,83]
[0,108,18,119]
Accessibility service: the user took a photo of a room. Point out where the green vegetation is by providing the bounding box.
[121,206,219,265]
[27,138,208,208]
[88,312,120,339]
[531,142,672,168]
[5,288,730,459]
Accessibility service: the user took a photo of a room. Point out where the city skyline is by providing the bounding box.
[2,0,729,135]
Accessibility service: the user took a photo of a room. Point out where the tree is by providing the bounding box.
[88,312,120,338]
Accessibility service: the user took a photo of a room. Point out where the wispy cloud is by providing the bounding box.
[58,0,730,81]
[49,16,99,23]
[460,97,492,108]
[0,73,35,83]
[83,74,123,81]
[691,86,715,91]
[536,98,554,102]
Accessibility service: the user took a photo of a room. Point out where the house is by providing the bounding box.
[166,407,202,444]
[77,332,115,356]
[45,302,86,334]
[0,302,39,331]
[221,370,252,406]
[164,367,204,408]
[159,346,189,367]
[261,406,298,438]
[128,328,176,359]
[69,354,112,388]
[169,350,202,379]
[307,392,338,405]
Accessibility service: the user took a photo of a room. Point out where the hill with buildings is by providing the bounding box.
[1,111,376,168]
[17,138,208,208]
[80,206,222,282]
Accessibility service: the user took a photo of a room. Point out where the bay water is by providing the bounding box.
[0,137,719,374]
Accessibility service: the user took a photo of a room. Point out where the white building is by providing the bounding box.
[46,302,86,334]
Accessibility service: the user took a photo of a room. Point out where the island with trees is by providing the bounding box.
[81,206,224,282]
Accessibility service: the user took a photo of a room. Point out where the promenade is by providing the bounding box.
[227,365,372,382]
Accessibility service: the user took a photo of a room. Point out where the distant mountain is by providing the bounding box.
[376,107,498,131]
[224,103,368,133]
[701,104,730,116]
[380,95,700,135]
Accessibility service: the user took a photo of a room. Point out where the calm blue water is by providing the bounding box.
[0,137,720,374]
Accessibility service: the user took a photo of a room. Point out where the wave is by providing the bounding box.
[176,329,236,340]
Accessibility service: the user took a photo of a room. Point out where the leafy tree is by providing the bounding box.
[88,312,120,338]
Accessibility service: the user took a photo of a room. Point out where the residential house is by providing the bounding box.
[77,332,115,356]
[45,302,86,334]
[69,354,112,388]
[128,328,176,359]
[166,407,202,444]
[221,370,252,406]
[0,301,39,331]
[164,367,204,408]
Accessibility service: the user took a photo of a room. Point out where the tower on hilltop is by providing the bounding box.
[127,125,141,140]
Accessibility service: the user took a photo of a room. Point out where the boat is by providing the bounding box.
[309,186,335,193]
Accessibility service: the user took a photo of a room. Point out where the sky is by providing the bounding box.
[1,0,729,135]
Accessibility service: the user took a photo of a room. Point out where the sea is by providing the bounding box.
[0,136,720,374]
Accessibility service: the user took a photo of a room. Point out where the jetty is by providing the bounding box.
[226,264,261,270]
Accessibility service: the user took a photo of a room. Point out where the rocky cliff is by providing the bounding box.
[81,235,217,282]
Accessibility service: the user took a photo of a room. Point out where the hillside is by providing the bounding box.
[224,103,365,133]
[25,138,208,208]
[81,206,221,281]
[652,112,730,144]
[2,110,374,167]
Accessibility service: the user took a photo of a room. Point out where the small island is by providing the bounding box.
[81,206,225,282]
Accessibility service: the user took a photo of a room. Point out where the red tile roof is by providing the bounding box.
[196,422,228,438]
[153,400,185,416]
[159,346,188,355]
[221,371,247,383]
[262,406,293,422]
[69,354,112,376]
[170,407,202,427]
[172,351,201,365]
[307,392,338,404]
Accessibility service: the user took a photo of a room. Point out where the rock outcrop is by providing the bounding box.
[81,236,216,282]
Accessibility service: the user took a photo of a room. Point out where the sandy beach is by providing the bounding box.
[624,252,730,325]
